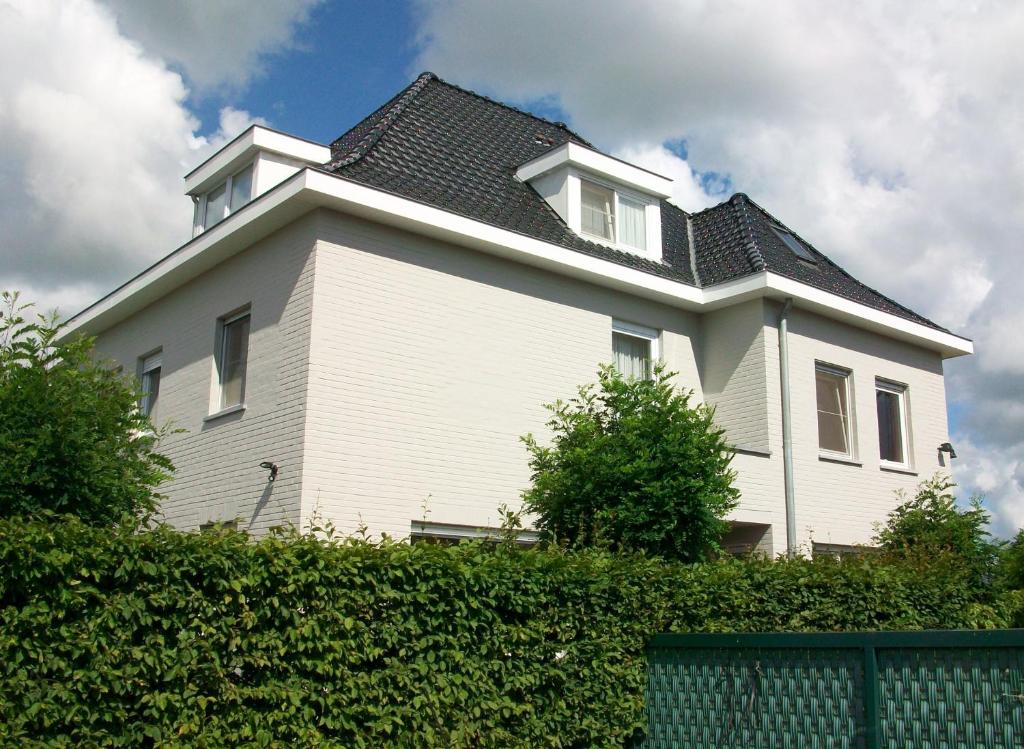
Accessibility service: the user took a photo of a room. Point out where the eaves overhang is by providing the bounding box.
[61,168,974,360]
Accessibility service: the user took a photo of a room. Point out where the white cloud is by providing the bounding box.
[414,0,1024,535]
[0,0,299,319]
[101,0,322,90]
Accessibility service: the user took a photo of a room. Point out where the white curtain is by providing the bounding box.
[815,370,849,453]
[618,196,646,251]
[613,332,650,379]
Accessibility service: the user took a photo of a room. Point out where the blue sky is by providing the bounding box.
[189,1,423,146]
[3,0,1024,534]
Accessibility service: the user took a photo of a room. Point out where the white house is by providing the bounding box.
[62,73,972,556]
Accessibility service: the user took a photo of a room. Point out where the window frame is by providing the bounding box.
[138,350,162,420]
[210,306,251,416]
[193,161,255,236]
[814,362,855,460]
[577,175,654,256]
[612,320,660,380]
[875,378,911,470]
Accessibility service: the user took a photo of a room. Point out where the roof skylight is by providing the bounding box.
[771,226,817,264]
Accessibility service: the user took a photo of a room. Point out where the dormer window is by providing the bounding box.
[194,162,254,234]
[516,141,671,261]
[580,178,650,253]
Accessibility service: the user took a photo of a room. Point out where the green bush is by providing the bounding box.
[0,516,1007,748]
[0,292,172,525]
[522,365,739,561]
[873,474,1000,588]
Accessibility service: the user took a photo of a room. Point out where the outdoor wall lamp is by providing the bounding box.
[259,461,279,481]
[938,442,957,459]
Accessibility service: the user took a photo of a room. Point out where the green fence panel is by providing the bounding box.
[636,631,1024,749]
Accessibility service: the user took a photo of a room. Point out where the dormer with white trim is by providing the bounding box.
[185,126,331,237]
[516,142,673,262]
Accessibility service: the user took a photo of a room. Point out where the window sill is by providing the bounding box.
[818,453,862,467]
[880,464,918,476]
[204,403,246,422]
[732,446,772,458]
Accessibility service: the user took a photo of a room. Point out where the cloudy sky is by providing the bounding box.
[2,0,1022,534]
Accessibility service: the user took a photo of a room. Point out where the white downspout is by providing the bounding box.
[778,298,797,557]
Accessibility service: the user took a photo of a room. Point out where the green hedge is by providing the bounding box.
[0,517,1009,748]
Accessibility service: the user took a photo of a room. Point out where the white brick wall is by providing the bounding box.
[91,215,319,533]
[300,209,703,538]
[782,305,950,551]
[87,207,955,556]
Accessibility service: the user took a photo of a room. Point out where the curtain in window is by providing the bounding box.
[613,332,651,379]
[815,370,850,454]
[230,164,253,211]
[220,315,250,409]
[876,389,904,463]
[618,196,647,250]
[141,367,160,418]
[581,181,614,240]
[205,183,227,228]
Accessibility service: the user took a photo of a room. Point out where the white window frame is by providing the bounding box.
[815,362,855,460]
[193,161,255,237]
[572,172,660,260]
[612,320,661,379]
[876,379,911,470]
[138,350,162,419]
[208,307,251,417]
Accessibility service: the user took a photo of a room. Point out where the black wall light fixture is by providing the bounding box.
[259,461,279,481]
[938,442,957,459]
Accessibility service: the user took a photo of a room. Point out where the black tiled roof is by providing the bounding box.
[324,72,943,332]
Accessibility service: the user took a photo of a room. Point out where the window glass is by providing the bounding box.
[618,196,647,250]
[581,180,614,240]
[772,226,818,264]
[876,384,906,464]
[230,164,253,211]
[140,355,161,419]
[219,314,250,409]
[613,332,651,379]
[816,367,851,454]
[205,182,227,228]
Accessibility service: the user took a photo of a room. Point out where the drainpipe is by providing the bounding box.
[778,298,797,557]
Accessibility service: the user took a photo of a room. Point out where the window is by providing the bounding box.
[139,351,162,419]
[612,321,659,379]
[195,162,255,235]
[771,226,818,265]
[580,178,648,252]
[815,364,852,456]
[876,380,909,466]
[581,180,614,240]
[217,310,250,410]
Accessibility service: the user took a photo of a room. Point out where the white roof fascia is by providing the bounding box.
[516,141,673,198]
[184,126,330,196]
[62,168,973,359]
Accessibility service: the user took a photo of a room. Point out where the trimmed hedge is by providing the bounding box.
[0,517,1009,747]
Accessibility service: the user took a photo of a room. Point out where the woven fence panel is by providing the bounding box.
[878,647,1024,748]
[637,646,866,749]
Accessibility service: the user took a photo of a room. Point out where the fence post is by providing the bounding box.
[863,645,880,749]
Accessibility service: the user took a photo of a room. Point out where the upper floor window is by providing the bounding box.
[194,163,254,234]
[580,178,647,252]
[612,320,659,379]
[816,363,852,457]
[139,351,162,419]
[216,309,250,411]
[876,380,910,467]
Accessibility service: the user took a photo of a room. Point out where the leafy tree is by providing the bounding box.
[873,474,1000,586]
[521,364,739,561]
[0,291,173,524]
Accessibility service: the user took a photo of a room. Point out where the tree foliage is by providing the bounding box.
[872,474,1000,587]
[0,515,1010,747]
[521,365,739,561]
[0,292,172,525]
